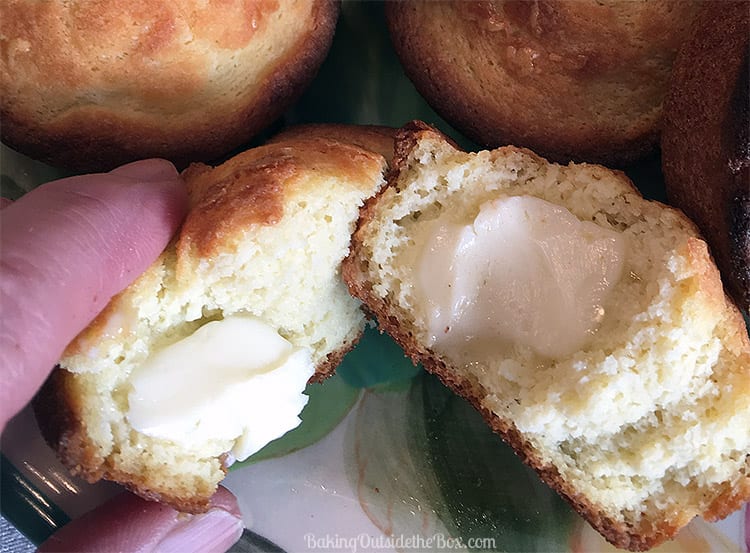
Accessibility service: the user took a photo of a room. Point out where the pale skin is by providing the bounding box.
[0,159,243,552]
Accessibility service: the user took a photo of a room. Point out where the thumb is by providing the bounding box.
[37,487,243,553]
[0,159,187,430]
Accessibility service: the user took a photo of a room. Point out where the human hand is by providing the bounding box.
[1,159,244,552]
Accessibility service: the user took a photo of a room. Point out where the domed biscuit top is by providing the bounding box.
[269,124,397,167]
[386,0,701,165]
[178,135,386,260]
[3,1,276,105]
[63,134,387,367]
[0,0,339,170]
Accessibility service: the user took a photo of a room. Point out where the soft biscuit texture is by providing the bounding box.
[0,0,338,171]
[34,136,386,512]
[662,2,750,312]
[386,0,701,165]
[343,123,750,551]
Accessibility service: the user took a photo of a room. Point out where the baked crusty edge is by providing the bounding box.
[341,120,750,551]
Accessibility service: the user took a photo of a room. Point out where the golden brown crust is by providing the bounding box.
[386,0,701,166]
[309,330,363,384]
[33,370,104,480]
[661,2,750,312]
[704,477,750,522]
[34,369,216,513]
[343,123,750,551]
[177,136,386,261]
[0,0,339,171]
[268,124,398,167]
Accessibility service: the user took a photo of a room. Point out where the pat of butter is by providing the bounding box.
[127,315,315,461]
[414,195,626,359]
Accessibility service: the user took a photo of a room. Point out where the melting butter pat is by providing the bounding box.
[414,195,626,359]
[127,315,314,461]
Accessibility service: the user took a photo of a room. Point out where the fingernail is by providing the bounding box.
[109,159,179,182]
[156,508,244,553]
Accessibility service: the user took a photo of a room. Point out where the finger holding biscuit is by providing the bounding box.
[0,159,187,431]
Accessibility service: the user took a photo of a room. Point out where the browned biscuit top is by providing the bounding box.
[386,0,701,165]
[2,1,274,104]
[61,135,385,360]
[661,2,750,311]
[0,0,339,170]
[179,136,386,259]
[269,124,398,167]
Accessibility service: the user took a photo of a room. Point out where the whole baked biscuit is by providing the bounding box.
[386,0,700,165]
[0,0,338,171]
[661,2,750,312]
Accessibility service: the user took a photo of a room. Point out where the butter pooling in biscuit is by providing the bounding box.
[343,122,750,551]
[413,195,626,361]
